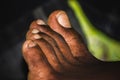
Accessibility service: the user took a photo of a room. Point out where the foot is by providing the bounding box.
[22,10,120,80]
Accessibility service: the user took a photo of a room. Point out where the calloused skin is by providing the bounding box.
[22,10,120,80]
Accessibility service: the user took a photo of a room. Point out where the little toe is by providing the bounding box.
[22,40,52,71]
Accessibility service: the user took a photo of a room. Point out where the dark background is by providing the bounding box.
[0,0,120,80]
[0,0,70,80]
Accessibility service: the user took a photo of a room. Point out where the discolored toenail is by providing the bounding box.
[36,19,46,25]
[28,40,37,48]
[34,34,42,39]
[56,11,71,28]
[32,29,40,34]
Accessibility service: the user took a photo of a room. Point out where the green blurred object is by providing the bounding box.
[68,0,120,61]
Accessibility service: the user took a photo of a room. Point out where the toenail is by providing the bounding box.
[32,29,39,34]
[28,40,37,48]
[34,34,42,39]
[36,19,46,25]
[56,11,71,28]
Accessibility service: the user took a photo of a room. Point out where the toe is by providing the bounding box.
[48,10,97,63]
[29,19,46,29]
[22,40,52,71]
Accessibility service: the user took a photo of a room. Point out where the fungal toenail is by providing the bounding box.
[28,40,37,48]
[32,29,39,34]
[36,19,46,25]
[34,34,42,39]
[56,11,71,28]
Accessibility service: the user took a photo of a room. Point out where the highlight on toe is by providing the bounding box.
[36,19,46,25]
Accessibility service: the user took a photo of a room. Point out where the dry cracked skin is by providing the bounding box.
[22,10,120,80]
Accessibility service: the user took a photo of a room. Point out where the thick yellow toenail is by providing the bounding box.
[28,40,37,48]
[32,29,39,34]
[34,34,42,39]
[36,19,46,25]
[56,11,71,28]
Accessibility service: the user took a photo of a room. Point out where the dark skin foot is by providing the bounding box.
[22,10,120,80]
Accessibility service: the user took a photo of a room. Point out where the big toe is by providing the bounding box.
[48,10,95,62]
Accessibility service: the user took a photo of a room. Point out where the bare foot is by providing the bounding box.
[22,10,120,80]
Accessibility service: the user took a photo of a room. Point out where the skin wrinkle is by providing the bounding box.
[39,33,81,69]
[62,28,97,63]
[40,33,81,72]
[34,39,64,73]
[40,33,69,63]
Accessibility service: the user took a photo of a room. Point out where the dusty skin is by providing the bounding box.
[22,10,120,80]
